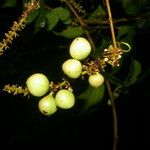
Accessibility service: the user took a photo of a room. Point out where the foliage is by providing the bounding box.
[0,0,150,116]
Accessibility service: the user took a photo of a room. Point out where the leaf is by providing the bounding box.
[125,59,141,86]
[46,7,70,31]
[103,72,124,86]
[123,0,149,16]
[117,25,136,46]
[53,26,85,39]
[91,39,110,58]
[135,68,150,84]
[23,0,30,3]
[57,7,70,21]
[136,16,150,29]
[88,5,106,19]
[25,9,39,25]
[46,11,59,31]
[63,17,73,25]
[3,0,17,7]
[78,85,105,113]
[34,8,49,32]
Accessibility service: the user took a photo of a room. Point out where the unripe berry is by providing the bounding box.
[38,94,57,115]
[26,73,49,97]
[69,37,91,60]
[88,72,104,88]
[62,59,82,79]
[55,89,75,109]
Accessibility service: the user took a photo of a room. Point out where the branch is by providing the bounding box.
[105,0,117,49]
[105,80,118,150]
[105,0,118,150]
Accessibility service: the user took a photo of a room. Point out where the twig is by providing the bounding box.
[105,80,118,150]
[105,0,117,49]
[105,0,118,150]
[65,0,96,50]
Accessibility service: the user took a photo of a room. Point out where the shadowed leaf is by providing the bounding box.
[78,85,105,113]
[3,0,16,7]
[123,0,149,16]
[125,59,141,86]
[46,7,70,31]
[53,26,85,39]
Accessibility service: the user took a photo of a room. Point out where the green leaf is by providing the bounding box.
[63,17,73,25]
[78,85,105,113]
[136,13,150,29]
[34,8,49,32]
[88,5,106,19]
[25,9,39,25]
[3,0,16,7]
[91,39,110,58]
[135,68,150,84]
[123,0,148,16]
[53,26,85,39]
[46,7,70,31]
[117,25,135,47]
[57,7,70,21]
[23,0,30,3]
[46,10,59,31]
[125,59,141,86]
[103,72,124,86]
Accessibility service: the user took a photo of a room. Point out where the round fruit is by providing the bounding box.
[26,73,50,97]
[62,59,82,79]
[88,72,104,88]
[55,89,75,109]
[38,94,57,116]
[69,37,91,60]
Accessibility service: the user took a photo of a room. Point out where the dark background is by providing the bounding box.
[0,1,150,150]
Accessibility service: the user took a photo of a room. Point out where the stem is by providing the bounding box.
[65,0,96,50]
[105,0,118,150]
[105,80,118,150]
[105,0,117,49]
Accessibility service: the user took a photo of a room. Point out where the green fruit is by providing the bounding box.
[69,37,91,60]
[26,73,50,97]
[62,59,82,79]
[88,72,104,88]
[55,89,75,109]
[38,94,57,116]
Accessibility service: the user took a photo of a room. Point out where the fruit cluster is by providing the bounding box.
[26,37,104,116]
[26,73,75,116]
[62,37,104,87]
